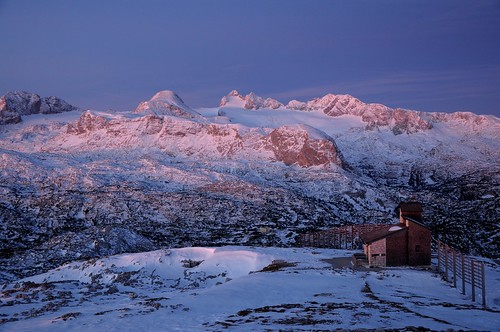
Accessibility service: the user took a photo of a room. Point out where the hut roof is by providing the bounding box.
[404,216,431,230]
[360,224,407,244]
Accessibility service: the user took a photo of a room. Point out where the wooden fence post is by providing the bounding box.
[434,240,487,307]
[445,244,449,282]
[452,250,457,288]
[437,240,441,272]
[350,226,353,249]
[461,254,466,295]
[481,262,486,306]
[471,260,476,302]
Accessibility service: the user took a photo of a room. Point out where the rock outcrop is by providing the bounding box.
[296,93,433,135]
[263,125,346,168]
[220,90,283,110]
[221,91,434,135]
[0,91,78,125]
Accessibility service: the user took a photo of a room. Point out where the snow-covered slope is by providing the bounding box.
[1,247,498,331]
[43,112,344,168]
[0,90,498,282]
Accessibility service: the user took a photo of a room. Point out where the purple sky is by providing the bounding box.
[1,0,499,116]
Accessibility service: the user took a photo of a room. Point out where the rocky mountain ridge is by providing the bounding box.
[219,90,283,110]
[0,89,498,282]
[219,90,497,136]
[59,113,345,168]
[0,91,79,125]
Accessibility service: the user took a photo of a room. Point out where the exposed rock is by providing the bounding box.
[0,91,78,125]
[296,93,433,135]
[244,92,283,110]
[316,94,365,116]
[0,91,41,124]
[40,96,78,114]
[359,104,392,129]
[391,109,433,135]
[218,90,240,108]
[0,96,22,124]
[3,91,41,116]
[220,90,284,110]
[66,111,108,134]
[61,110,343,167]
[264,125,346,168]
[220,91,434,135]
[286,100,307,111]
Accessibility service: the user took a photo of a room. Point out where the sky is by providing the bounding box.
[1,0,499,116]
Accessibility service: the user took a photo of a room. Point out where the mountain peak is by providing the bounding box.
[150,90,185,105]
[228,89,241,97]
[220,90,283,110]
[134,90,201,120]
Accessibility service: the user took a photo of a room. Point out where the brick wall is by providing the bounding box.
[367,239,386,267]
[406,220,431,266]
[385,230,408,266]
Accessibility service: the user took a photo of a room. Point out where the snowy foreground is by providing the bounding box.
[1,247,499,331]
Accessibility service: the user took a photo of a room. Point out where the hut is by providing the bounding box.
[359,202,431,267]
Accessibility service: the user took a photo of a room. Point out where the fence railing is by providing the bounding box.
[298,224,388,249]
[437,240,486,306]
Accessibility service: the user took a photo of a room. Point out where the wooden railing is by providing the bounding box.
[298,224,388,249]
[437,240,486,306]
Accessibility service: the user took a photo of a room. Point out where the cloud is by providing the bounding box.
[269,65,500,106]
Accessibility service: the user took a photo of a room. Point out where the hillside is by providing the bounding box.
[0,90,498,282]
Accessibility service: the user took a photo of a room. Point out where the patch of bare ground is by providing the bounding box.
[52,312,81,322]
[259,260,297,272]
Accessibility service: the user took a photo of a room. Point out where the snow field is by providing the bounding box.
[1,247,498,331]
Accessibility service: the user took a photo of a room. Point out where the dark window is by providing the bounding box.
[415,245,421,253]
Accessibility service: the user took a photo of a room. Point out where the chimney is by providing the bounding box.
[398,202,423,223]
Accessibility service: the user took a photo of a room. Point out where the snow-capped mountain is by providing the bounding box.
[220,90,283,110]
[0,91,78,125]
[0,89,498,282]
[298,93,433,134]
[220,90,433,135]
[133,90,203,120]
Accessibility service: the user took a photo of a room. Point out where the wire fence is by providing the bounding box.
[436,240,486,306]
